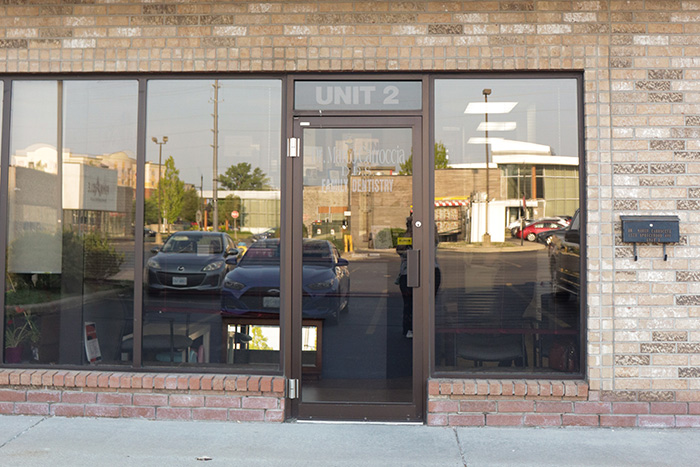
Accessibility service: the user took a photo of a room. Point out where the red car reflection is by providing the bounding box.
[514,220,566,242]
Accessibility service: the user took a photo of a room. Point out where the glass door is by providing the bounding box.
[292,117,424,421]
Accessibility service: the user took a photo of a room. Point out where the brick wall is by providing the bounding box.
[0,369,285,422]
[1,1,700,425]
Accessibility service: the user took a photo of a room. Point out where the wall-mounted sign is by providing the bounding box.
[621,216,679,243]
[295,81,422,111]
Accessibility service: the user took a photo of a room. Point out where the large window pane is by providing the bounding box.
[433,78,581,375]
[5,80,138,365]
[144,80,281,369]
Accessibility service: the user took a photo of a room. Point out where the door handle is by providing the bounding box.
[407,249,420,288]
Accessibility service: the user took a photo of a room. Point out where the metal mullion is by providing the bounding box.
[132,78,148,368]
[0,79,12,355]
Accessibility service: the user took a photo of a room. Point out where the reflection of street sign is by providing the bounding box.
[196,210,202,223]
[231,210,239,219]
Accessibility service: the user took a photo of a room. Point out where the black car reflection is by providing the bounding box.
[221,238,350,320]
[549,209,581,298]
[146,231,238,293]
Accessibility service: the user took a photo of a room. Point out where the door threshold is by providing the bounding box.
[293,419,424,426]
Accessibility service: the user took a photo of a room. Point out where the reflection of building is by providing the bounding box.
[200,189,280,234]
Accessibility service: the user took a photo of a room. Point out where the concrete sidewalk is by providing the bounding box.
[1,415,698,466]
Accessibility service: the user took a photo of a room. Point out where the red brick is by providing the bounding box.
[612,402,649,414]
[452,380,465,395]
[500,381,514,396]
[133,394,168,406]
[638,415,675,428]
[427,414,447,426]
[200,375,214,391]
[463,380,477,395]
[156,407,191,420]
[562,414,599,426]
[42,371,57,386]
[74,372,87,387]
[15,403,49,416]
[224,377,237,391]
[122,406,156,419]
[169,395,205,407]
[189,376,201,391]
[459,400,497,413]
[177,376,189,390]
[527,381,539,396]
[535,401,573,413]
[574,402,611,414]
[130,374,143,389]
[141,374,155,389]
[97,373,110,388]
[108,374,121,388]
[229,409,265,421]
[20,371,32,385]
[236,376,249,391]
[427,380,439,396]
[499,400,535,412]
[690,403,700,415]
[9,371,21,385]
[439,381,452,395]
[576,382,589,399]
[272,377,285,394]
[486,414,523,426]
[449,414,485,426]
[30,371,44,386]
[477,380,489,395]
[524,414,562,426]
[650,402,687,415]
[193,408,228,421]
[265,409,285,422]
[153,375,166,389]
[0,402,14,414]
[205,395,242,408]
[164,375,178,390]
[242,397,278,409]
[488,380,502,395]
[247,375,262,392]
[119,374,132,388]
[259,376,272,393]
[514,381,527,396]
[537,381,552,396]
[676,416,700,428]
[0,390,26,402]
[600,415,637,427]
[51,404,85,417]
[428,400,459,413]
[85,405,120,418]
[61,372,74,387]
[212,376,225,391]
[27,391,60,403]
[86,373,99,388]
[564,382,578,397]
[97,393,133,405]
[0,371,9,385]
[63,392,97,404]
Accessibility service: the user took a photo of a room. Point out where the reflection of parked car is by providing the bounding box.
[252,228,279,242]
[550,209,580,298]
[514,219,566,242]
[508,218,532,237]
[144,228,156,239]
[221,238,350,320]
[147,231,238,293]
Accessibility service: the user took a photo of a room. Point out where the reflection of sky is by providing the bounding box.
[147,80,282,190]
[11,81,138,157]
[10,80,282,191]
[435,79,579,164]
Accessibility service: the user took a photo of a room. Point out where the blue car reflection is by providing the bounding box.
[221,238,350,320]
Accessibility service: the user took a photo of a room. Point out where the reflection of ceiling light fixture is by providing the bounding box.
[467,137,504,145]
[477,122,517,131]
[464,102,517,114]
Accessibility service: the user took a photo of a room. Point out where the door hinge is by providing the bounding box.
[287,137,300,158]
[287,378,299,399]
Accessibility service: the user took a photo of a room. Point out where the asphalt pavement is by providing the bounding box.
[1,415,698,466]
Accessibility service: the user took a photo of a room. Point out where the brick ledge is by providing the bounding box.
[429,378,589,399]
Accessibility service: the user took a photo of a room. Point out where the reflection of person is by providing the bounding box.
[395,215,442,339]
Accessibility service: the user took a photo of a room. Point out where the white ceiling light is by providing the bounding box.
[467,137,505,145]
[476,121,517,131]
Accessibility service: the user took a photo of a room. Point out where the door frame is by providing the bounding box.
[289,116,429,421]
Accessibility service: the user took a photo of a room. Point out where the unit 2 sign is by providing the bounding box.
[295,81,422,111]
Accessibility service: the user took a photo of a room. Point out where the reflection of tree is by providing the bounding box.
[399,141,449,175]
[249,326,271,351]
[180,187,201,224]
[217,194,241,225]
[219,162,270,190]
[142,197,159,225]
[159,156,184,229]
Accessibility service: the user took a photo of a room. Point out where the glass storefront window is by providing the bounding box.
[5,80,138,365]
[144,79,281,369]
[433,78,581,375]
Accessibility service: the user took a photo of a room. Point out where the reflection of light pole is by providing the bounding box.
[152,136,168,242]
[482,89,491,246]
